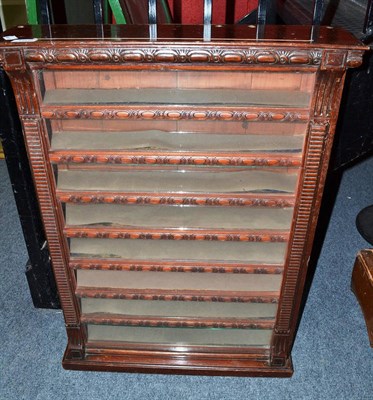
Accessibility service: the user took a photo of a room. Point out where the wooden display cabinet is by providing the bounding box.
[0,24,366,376]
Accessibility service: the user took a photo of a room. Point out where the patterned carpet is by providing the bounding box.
[0,157,372,400]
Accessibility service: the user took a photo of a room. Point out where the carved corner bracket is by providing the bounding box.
[321,50,347,71]
[41,108,308,122]
[2,49,26,72]
[321,49,365,71]
[346,50,366,69]
[1,51,39,115]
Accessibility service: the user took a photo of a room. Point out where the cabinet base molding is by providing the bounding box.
[62,347,293,377]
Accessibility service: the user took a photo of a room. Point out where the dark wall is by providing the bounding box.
[64,0,95,24]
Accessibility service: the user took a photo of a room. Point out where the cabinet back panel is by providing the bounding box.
[43,70,315,91]
[42,88,311,107]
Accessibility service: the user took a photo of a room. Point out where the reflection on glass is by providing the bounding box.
[81,298,278,319]
[51,130,305,153]
[87,325,272,347]
[58,168,299,194]
[65,204,293,230]
[70,238,287,264]
[76,269,282,292]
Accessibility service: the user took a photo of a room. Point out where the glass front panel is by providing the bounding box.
[65,203,293,230]
[57,166,299,194]
[76,270,282,292]
[70,238,287,264]
[49,119,307,154]
[39,67,315,354]
[87,325,272,347]
[81,298,278,319]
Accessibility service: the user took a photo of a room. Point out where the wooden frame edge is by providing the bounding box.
[62,346,293,377]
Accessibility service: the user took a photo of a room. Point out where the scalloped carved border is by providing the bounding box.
[57,192,296,208]
[76,288,279,303]
[81,314,275,330]
[70,260,284,274]
[65,228,289,242]
[25,48,323,66]
[41,108,309,122]
[51,153,301,167]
